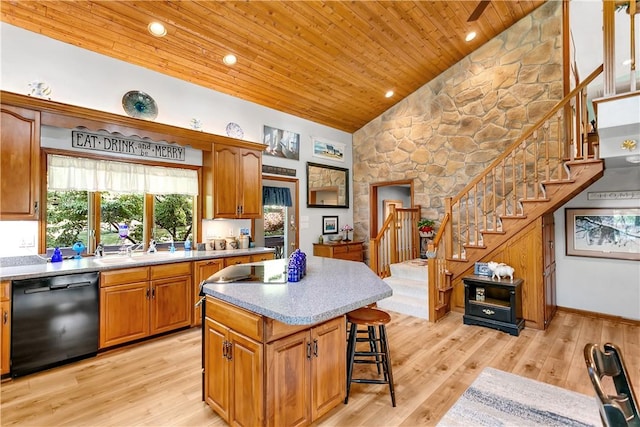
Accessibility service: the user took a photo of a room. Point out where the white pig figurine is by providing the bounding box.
[487,261,514,282]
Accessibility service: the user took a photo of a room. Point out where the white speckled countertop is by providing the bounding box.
[0,248,275,281]
[201,257,393,325]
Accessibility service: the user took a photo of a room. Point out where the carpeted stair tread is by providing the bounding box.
[382,277,428,299]
[389,259,428,282]
[377,294,428,320]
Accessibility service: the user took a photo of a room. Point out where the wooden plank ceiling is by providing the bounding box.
[1,1,545,133]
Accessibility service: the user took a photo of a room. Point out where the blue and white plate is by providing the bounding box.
[122,90,158,120]
[226,122,244,139]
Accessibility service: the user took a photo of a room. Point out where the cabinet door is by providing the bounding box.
[193,259,224,326]
[542,213,557,327]
[1,300,10,375]
[213,145,241,218]
[150,276,191,334]
[99,282,150,349]
[238,149,262,218]
[266,330,311,427]
[204,317,230,421]
[310,317,346,421]
[0,105,40,220]
[229,330,264,426]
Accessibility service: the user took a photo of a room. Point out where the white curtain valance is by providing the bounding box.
[48,154,199,196]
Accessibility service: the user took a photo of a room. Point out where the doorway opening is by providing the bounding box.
[257,176,299,259]
[369,180,414,238]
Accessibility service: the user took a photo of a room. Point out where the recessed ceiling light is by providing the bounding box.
[385,90,394,98]
[465,31,477,42]
[223,54,237,66]
[148,22,167,37]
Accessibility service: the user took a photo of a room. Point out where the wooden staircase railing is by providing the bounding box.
[369,205,420,278]
[428,65,606,319]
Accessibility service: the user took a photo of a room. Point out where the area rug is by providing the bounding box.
[437,367,601,427]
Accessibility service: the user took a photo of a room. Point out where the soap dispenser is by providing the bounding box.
[184,236,192,251]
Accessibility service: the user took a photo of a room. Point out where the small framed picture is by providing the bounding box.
[476,287,485,301]
[474,262,491,277]
[322,216,339,234]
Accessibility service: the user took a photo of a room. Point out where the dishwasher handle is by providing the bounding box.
[23,281,93,293]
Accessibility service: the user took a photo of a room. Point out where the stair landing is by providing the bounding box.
[378,259,429,320]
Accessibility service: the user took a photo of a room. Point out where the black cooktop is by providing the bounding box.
[204,259,288,284]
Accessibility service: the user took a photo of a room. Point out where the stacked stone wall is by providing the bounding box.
[352,1,563,242]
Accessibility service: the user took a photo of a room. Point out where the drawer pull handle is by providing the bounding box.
[482,308,495,316]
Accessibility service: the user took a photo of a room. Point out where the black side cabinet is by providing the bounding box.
[463,275,524,336]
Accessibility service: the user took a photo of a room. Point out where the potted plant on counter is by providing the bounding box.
[418,218,436,238]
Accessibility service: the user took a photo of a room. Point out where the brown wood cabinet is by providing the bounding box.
[193,259,224,326]
[266,316,346,425]
[99,263,192,348]
[1,281,10,375]
[542,213,557,328]
[203,142,263,219]
[204,296,346,426]
[313,241,364,262]
[451,215,557,330]
[0,105,40,220]
[205,317,264,426]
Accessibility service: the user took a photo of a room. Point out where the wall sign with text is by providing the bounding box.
[71,130,186,161]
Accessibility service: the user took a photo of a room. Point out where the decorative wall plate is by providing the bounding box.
[122,90,158,120]
[226,122,244,139]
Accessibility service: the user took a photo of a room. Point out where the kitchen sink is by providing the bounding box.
[93,252,184,265]
[92,256,137,265]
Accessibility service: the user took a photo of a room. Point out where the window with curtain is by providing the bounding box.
[46,154,197,254]
[48,154,198,195]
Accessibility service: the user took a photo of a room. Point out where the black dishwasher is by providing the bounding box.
[11,272,100,377]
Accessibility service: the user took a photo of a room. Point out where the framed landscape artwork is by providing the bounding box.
[262,125,300,160]
[322,216,339,234]
[312,137,345,162]
[565,207,640,261]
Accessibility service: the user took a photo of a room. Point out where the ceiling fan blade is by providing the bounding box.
[467,0,491,22]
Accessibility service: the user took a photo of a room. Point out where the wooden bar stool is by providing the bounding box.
[344,306,396,407]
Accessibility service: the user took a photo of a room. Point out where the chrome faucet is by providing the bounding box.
[94,243,105,257]
[126,242,145,257]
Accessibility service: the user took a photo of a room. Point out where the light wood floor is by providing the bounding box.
[1,309,638,426]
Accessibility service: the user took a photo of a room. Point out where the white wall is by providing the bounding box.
[0,23,353,256]
[554,165,640,320]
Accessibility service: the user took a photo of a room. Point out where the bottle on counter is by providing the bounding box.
[51,247,63,263]
[184,236,192,251]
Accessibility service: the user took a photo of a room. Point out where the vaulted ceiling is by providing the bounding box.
[1,1,546,133]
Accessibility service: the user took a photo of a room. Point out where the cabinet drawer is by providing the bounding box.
[101,267,149,287]
[150,262,192,280]
[225,255,252,266]
[468,300,512,323]
[0,281,10,301]
[337,251,363,261]
[251,253,274,262]
[206,296,263,342]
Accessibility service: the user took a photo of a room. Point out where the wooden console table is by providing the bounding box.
[313,241,364,262]
[462,275,524,336]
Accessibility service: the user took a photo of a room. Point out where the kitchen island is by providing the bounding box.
[200,256,392,426]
